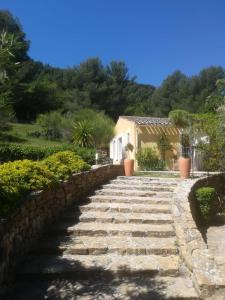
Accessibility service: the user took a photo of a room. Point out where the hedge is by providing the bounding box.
[0,143,95,165]
[0,151,91,218]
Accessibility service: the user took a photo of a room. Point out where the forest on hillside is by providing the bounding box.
[1,9,225,124]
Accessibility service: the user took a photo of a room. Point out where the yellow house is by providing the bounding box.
[110,116,180,170]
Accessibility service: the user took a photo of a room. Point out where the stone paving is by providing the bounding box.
[6,176,199,299]
[207,224,225,274]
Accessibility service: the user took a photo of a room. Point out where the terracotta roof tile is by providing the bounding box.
[120,116,171,126]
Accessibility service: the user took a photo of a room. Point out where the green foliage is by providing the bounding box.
[169,110,192,158]
[73,121,94,148]
[169,109,191,128]
[192,113,225,171]
[136,147,165,171]
[204,79,225,112]
[36,111,64,140]
[35,109,114,148]
[152,67,225,116]
[196,187,216,223]
[1,9,225,127]
[14,79,61,121]
[73,147,95,165]
[125,143,134,152]
[125,143,134,159]
[42,151,90,180]
[0,143,95,165]
[0,151,91,218]
[70,109,115,147]
[0,30,22,128]
[157,133,172,160]
[180,133,191,158]
[0,159,56,218]
[0,10,29,61]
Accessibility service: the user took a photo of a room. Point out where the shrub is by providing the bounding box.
[0,160,56,218]
[73,147,95,165]
[136,147,165,171]
[0,151,91,218]
[71,109,115,148]
[0,143,47,161]
[42,151,91,180]
[196,187,216,223]
[36,111,64,140]
[0,143,95,165]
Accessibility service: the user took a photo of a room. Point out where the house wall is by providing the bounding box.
[111,117,136,162]
[111,117,180,170]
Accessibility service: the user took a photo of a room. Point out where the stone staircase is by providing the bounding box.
[8,176,199,299]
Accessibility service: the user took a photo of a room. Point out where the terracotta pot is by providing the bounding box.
[124,159,134,176]
[178,157,191,179]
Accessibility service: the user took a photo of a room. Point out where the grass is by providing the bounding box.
[0,123,67,147]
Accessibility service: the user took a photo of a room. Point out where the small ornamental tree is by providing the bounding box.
[73,121,94,148]
[125,143,133,159]
[157,132,172,161]
[169,109,192,158]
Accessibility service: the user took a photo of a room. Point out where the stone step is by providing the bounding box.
[79,202,171,214]
[33,236,178,256]
[117,176,180,182]
[77,211,174,224]
[19,254,180,278]
[103,183,175,192]
[110,178,178,185]
[89,194,171,205]
[8,276,199,299]
[95,188,173,198]
[49,222,175,237]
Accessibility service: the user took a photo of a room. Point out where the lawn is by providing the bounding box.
[1,123,68,147]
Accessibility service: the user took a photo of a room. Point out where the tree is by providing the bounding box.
[191,113,225,171]
[0,31,23,127]
[13,79,61,121]
[205,79,225,113]
[169,109,191,129]
[37,111,64,140]
[0,10,29,61]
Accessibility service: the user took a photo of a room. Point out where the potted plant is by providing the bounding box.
[169,110,192,179]
[124,143,134,176]
[179,133,191,179]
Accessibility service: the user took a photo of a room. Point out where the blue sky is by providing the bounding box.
[1,0,225,86]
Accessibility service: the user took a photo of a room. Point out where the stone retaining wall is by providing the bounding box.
[0,164,124,285]
[173,174,225,299]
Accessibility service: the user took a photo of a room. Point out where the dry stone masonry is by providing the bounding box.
[6,176,199,299]
[173,174,225,299]
[0,165,124,289]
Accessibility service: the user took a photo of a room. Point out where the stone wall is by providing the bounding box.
[172,174,225,299]
[0,164,124,285]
